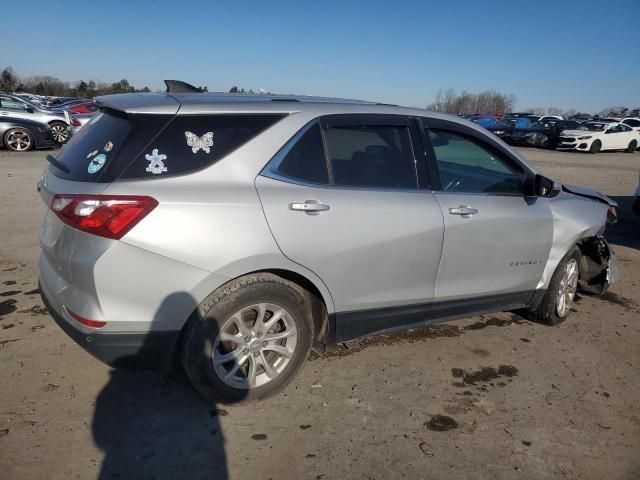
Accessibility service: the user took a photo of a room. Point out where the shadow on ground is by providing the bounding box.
[91,292,239,480]
[608,196,639,250]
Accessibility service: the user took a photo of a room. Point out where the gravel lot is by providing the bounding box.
[0,147,638,480]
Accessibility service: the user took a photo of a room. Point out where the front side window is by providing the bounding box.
[428,129,524,195]
[324,124,417,189]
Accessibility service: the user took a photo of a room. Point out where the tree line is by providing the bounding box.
[0,66,150,98]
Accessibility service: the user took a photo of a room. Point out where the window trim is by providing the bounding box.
[262,114,425,192]
[419,117,536,197]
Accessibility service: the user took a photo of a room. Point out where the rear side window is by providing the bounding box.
[325,125,417,189]
[276,123,329,185]
[50,113,285,182]
[268,119,418,190]
[119,114,285,179]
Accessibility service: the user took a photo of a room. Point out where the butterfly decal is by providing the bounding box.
[185,131,214,154]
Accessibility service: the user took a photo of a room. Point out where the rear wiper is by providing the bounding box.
[46,154,70,174]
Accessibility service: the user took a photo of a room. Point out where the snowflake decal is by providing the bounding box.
[145,149,168,175]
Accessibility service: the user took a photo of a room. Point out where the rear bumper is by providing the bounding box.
[40,281,181,369]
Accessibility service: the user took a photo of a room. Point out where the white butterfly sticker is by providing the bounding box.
[185,131,214,154]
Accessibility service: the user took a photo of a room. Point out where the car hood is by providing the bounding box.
[560,129,601,137]
[562,183,617,207]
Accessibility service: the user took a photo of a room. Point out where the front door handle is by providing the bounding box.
[289,200,330,214]
[448,205,478,217]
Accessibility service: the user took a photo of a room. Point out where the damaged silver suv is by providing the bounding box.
[38,81,619,403]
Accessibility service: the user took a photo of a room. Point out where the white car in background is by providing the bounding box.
[557,121,639,154]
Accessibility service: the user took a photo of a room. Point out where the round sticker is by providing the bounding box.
[88,153,107,174]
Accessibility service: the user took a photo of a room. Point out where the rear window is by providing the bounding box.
[51,112,285,182]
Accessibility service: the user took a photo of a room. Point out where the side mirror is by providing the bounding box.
[24,106,34,113]
[534,174,555,197]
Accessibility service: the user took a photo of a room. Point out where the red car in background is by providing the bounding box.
[66,101,99,114]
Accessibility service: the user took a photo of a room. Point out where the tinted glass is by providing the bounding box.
[624,119,640,127]
[324,125,417,189]
[428,129,524,194]
[119,114,285,179]
[50,113,285,182]
[276,123,329,184]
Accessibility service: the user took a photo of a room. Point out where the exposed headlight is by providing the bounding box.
[578,136,592,140]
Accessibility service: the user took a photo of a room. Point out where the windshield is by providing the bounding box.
[577,123,607,131]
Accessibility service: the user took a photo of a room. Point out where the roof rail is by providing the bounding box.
[164,80,204,93]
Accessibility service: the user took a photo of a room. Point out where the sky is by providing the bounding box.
[1,0,638,113]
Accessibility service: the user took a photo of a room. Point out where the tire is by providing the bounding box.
[626,140,637,153]
[49,121,69,144]
[181,273,313,404]
[538,135,550,148]
[529,247,581,326]
[4,128,34,152]
[589,140,601,154]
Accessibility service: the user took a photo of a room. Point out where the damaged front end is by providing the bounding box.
[578,236,619,295]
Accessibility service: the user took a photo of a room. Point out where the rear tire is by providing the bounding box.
[589,140,601,154]
[529,247,581,326]
[181,273,313,404]
[4,128,34,152]
[626,140,637,153]
[538,135,550,148]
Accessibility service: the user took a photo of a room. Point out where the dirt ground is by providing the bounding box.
[0,147,638,480]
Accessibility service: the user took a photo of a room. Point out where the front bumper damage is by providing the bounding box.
[578,236,619,295]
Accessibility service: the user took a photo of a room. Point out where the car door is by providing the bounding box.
[256,115,445,341]
[602,124,623,149]
[420,118,553,318]
[618,123,636,148]
[0,95,29,121]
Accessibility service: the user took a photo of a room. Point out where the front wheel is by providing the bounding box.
[4,128,34,151]
[537,135,550,148]
[589,140,601,154]
[49,121,69,144]
[626,140,637,153]
[181,273,313,404]
[529,248,580,326]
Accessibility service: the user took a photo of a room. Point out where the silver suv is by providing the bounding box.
[0,93,70,143]
[38,84,618,403]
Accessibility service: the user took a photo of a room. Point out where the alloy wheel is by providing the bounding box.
[6,130,32,151]
[556,258,578,317]
[212,303,298,389]
[50,124,69,143]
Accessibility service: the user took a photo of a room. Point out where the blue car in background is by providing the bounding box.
[471,115,513,140]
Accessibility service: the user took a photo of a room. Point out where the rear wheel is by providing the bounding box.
[181,273,313,404]
[626,140,637,153]
[529,248,580,326]
[589,140,601,154]
[49,121,69,144]
[4,128,33,152]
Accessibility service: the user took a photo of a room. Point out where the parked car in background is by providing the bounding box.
[509,119,581,149]
[68,112,96,135]
[1,117,56,151]
[557,122,639,153]
[539,115,563,122]
[621,117,640,131]
[0,93,70,144]
[471,115,512,140]
[38,85,619,403]
[66,101,99,114]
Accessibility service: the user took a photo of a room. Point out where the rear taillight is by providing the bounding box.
[70,117,82,127]
[66,307,107,329]
[50,194,158,240]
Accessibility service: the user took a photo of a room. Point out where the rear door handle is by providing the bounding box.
[289,200,330,214]
[448,205,478,217]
